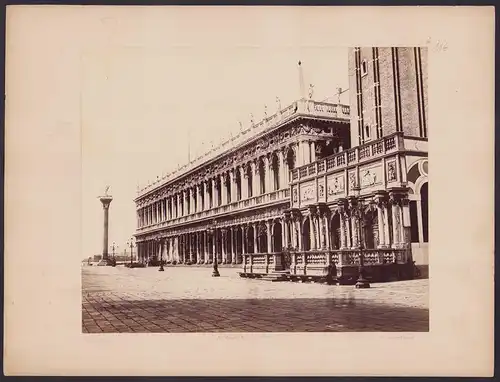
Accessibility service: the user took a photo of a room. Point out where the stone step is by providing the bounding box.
[258,273,290,282]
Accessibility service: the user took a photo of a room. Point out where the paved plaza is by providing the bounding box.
[82,265,429,333]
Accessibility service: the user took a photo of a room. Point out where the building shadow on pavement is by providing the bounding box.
[82,296,429,333]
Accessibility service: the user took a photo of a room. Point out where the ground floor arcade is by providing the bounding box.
[135,186,427,281]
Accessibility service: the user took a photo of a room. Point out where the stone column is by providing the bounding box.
[99,194,113,262]
[221,174,227,205]
[377,202,386,248]
[417,199,424,243]
[212,229,217,263]
[266,220,272,253]
[340,213,351,249]
[350,212,360,249]
[242,225,247,255]
[309,213,316,250]
[391,200,404,248]
[203,231,208,264]
[296,142,303,166]
[297,219,303,251]
[184,190,190,215]
[196,185,201,212]
[189,188,194,214]
[189,233,195,263]
[177,194,181,217]
[310,141,316,162]
[315,215,321,249]
[220,229,226,263]
[231,227,238,264]
[212,178,219,208]
[251,161,259,197]
[390,201,398,247]
[283,150,290,187]
[253,223,259,253]
[401,198,411,246]
[281,219,286,251]
[277,150,284,190]
[289,219,295,249]
[203,181,209,210]
[230,169,237,203]
[241,167,248,199]
[266,155,273,193]
[322,214,329,249]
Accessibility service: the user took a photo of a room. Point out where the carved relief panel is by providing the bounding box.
[359,164,383,189]
[327,174,345,200]
[317,178,326,202]
[300,181,316,206]
[348,170,358,191]
[291,185,299,208]
[386,160,398,183]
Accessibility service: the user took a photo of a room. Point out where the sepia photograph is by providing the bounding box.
[5,5,493,376]
[82,43,429,333]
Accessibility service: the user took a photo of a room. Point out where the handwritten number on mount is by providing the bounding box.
[426,37,448,52]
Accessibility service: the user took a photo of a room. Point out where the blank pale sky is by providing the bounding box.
[69,7,351,257]
[75,8,351,258]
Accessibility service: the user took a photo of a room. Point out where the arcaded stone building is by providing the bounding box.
[134,47,428,283]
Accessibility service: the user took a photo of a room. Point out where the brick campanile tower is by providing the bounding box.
[348,47,428,146]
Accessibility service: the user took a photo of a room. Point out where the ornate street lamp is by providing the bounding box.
[110,242,117,267]
[127,238,135,266]
[158,237,165,272]
[208,220,220,277]
[355,230,370,289]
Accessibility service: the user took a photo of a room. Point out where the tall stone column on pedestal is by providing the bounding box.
[99,186,113,264]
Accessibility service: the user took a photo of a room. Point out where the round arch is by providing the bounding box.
[329,211,341,250]
[272,219,283,252]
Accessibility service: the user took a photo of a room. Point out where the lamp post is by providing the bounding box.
[127,238,135,266]
[355,250,370,288]
[110,242,117,266]
[208,220,220,277]
[355,221,370,289]
[157,237,165,272]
